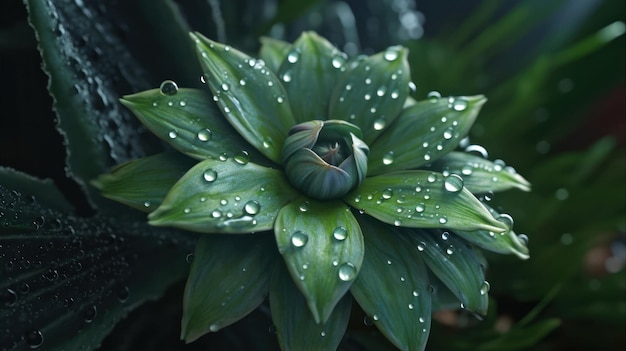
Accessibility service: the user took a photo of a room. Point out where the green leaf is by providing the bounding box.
[92,153,195,212]
[329,46,410,144]
[270,264,351,351]
[277,31,347,123]
[429,274,463,311]
[404,229,489,315]
[181,235,276,342]
[24,0,154,210]
[351,214,432,351]
[120,88,264,162]
[259,36,291,74]
[428,152,531,193]
[0,181,193,351]
[191,32,296,163]
[0,167,73,213]
[346,171,507,233]
[274,197,364,323]
[369,96,486,175]
[149,158,298,233]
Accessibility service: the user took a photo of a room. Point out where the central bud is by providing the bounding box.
[282,120,369,200]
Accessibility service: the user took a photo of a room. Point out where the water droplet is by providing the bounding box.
[391,90,400,99]
[331,55,346,69]
[408,82,417,92]
[417,242,425,251]
[117,286,129,302]
[408,303,414,310]
[393,219,402,226]
[451,98,468,111]
[382,151,395,165]
[377,87,386,96]
[25,330,44,349]
[197,128,212,142]
[412,290,420,297]
[291,231,308,248]
[427,174,437,183]
[221,82,230,91]
[373,117,386,130]
[465,144,488,158]
[439,217,448,224]
[497,213,514,230]
[159,80,178,96]
[320,331,326,337]
[415,203,425,213]
[333,226,348,241]
[287,50,300,63]
[365,78,372,85]
[383,47,400,61]
[211,210,223,218]
[364,316,374,326]
[419,317,425,323]
[282,71,292,83]
[168,130,178,139]
[244,200,260,215]
[480,281,491,295]
[338,262,357,281]
[209,324,220,332]
[443,127,454,140]
[203,169,217,182]
[441,232,450,240]
[444,174,464,193]
[277,96,284,104]
[381,188,394,200]
[83,305,97,323]
[262,137,273,149]
[1,288,17,306]
[298,201,310,212]
[427,91,441,102]
[234,150,250,165]
[446,247,454,255]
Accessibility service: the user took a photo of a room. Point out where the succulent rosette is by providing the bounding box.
[94,31,531,350]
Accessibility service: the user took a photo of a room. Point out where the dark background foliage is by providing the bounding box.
[0,0,623,350]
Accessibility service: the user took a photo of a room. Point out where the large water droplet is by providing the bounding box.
[287,50,300,63]
[160,80,178,96]
[203,169,217,182]
[234,150,250,165]
[197,128,212,142]
[244,200,260,215]
[444,174,464,193]
[373,117,386,130]
[282,71,292,83]
[382,151,395,165]
[480,281,491,295]
[168,130,178,139]
[338,262,357,281]
[331,55,346,69]
[427,91,441,102]
[497,213,514,230]
[443,127,454,140]
[465,144,489,158]
[461,165,473,175]
[382,188,394,200]
[291,231,308,248]
[299,201,310,212]
[415,203,425,213]
[333,226,348,241]
[451,98,468,111]
[439,217,448,224]
[383,47,400,61]
[83,305,97,323]
[25,330,44,349]
[427,174,437,183]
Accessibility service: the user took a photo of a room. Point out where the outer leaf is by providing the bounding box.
[25,0,153,210]
[120,88,263,161]
[270,264,351,351]
[0,180,193,351]
[92,153,195,212]
[274,197,363,324]
[181,235,276,342]
[191,32,296,163]
[428,151,531,193]
[351,214,432,351]
[405,229,489,315]
[278,31,347,123]
[149,158,298,233]
[329,46,410,144]
[369,96,486,175]
[345,171,507,233]
[259,36,291,73]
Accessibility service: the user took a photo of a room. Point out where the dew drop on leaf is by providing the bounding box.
[415,203,425,213]
[291,231,308,248]
[197,128,212,142]
[439,217,448,224]
[298,201,310,212]
[243,200,260,215]
[331,55,345,69]
[480,281,491,295]
[234,150,250,165]
[25,330,44,349]
[382,188,393,199]
[83,305,97,323]
[168,130,178,139]
[202,169,217,182]
[282,71,292,83]
[451,98,468,111]
[373,117,386,130]
[287,50,300,63]
[427,173,437,183]
[382,151,395,165]
[444,174,464,193]
[383,47,399,61]
[338,262,357,281]
[427,91,441,102]
[332,226,348,241]
[159,80,178,96]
